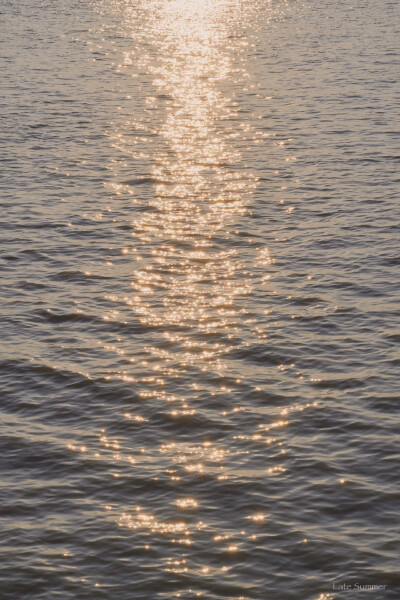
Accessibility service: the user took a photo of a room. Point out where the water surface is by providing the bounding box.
[1,0,399,598]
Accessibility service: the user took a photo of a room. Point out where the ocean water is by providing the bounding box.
[1,0,399,598]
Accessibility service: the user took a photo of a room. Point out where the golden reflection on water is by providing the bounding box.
[106,0,263,419]
[85,0,317,591]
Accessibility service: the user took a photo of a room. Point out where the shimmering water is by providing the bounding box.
[1,0,399,598]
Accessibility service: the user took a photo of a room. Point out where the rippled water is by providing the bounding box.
[1,0,399,598]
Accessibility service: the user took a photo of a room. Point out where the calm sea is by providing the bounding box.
[1,0,399,598]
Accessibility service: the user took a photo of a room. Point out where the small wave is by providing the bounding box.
[120,177,158,186]
[53,270,110,282]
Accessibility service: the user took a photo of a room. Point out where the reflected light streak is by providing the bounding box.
[95,0,295,582]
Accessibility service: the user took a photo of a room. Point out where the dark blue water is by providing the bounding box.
[1,0,399,598]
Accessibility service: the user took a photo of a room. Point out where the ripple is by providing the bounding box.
[0,0,399,597]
